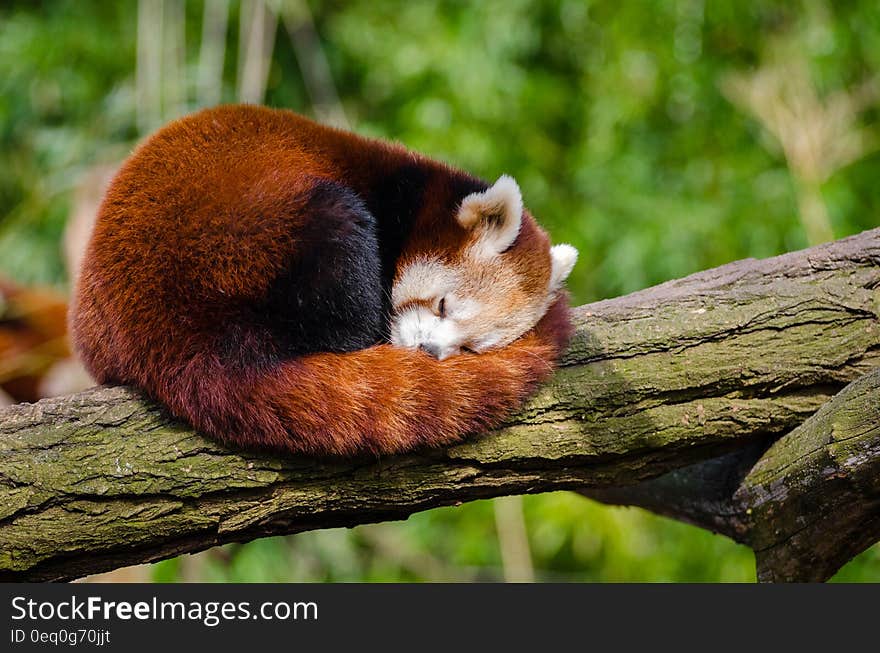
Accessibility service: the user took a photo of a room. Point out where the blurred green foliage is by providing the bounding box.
[1,0,878,582]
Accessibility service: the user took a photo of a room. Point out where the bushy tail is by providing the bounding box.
[165,296,573,457]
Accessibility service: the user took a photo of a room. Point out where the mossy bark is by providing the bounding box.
[1,228,878,582]
[744,368,880,581]
[584,368,880,582]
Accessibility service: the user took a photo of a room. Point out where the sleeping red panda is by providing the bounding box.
[69,104,578,456]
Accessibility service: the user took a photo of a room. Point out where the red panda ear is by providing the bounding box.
[457,175,523,257]
[550,244,578,290]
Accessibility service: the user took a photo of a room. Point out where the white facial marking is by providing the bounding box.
[446,296,480,322]
[470,331,503,352]
[390,306,463,360]
[392,258,455,308]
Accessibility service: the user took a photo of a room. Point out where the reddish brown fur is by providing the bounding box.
[247,296,570,455]
[0,279,71,402]
[70,105,573,457]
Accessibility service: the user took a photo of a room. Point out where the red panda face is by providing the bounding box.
[390,176,577,360]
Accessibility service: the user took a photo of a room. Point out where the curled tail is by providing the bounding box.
[163,296,573,457]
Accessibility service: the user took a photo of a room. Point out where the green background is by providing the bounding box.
[1,0,878,581]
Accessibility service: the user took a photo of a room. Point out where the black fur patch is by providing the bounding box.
[260,180,385,356]
[364,162,431,305]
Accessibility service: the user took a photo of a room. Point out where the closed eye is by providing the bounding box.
[437,296,447,318]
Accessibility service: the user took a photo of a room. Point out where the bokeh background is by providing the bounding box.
[1,0,879,582]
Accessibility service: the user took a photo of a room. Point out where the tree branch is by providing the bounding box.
[583,367,880,582]
[1,228,878,581]
[745,367,880,581]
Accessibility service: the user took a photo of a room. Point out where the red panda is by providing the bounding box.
[69,104,578,457]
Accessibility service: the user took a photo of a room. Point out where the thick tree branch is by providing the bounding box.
[1,228,878,581]
[745,367,880,581]
[584,367,880,582]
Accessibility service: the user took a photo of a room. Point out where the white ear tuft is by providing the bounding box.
[457,175,523,256]
[550,243,578,290]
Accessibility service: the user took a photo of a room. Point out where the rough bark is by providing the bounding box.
[584,367,880,582]
[1,228,878,582]
[746,368,880,581]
